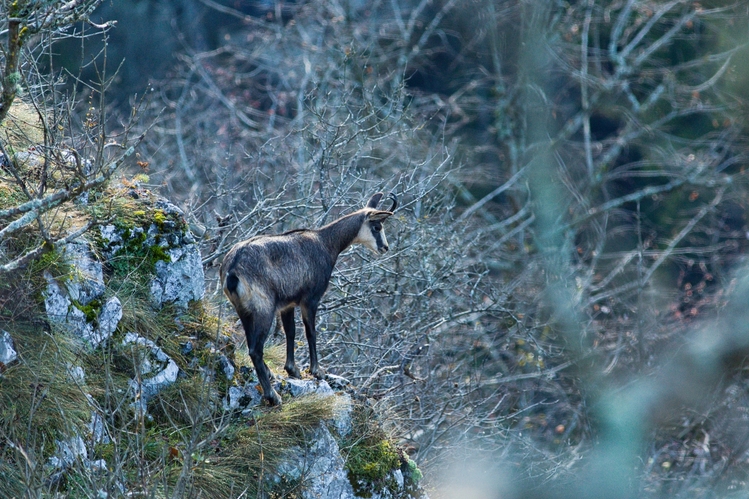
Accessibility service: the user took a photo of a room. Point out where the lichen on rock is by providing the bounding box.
[94,188,205,311]
[62,240,105,306]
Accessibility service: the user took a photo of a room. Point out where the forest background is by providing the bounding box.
[4,0,749,497]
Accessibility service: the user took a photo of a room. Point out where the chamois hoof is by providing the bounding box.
[310,366,326,379]
[285,364,302,379]
[265,389,283,407]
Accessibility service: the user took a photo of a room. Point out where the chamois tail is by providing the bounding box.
[225,273,240,295]
[222,270,254,314]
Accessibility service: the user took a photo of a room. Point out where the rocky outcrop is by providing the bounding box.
[3,183,427,499]
[33,187,207,482]
[275,425,355,498]
[43,245,123,349]
[98,198,204,311]
[237,375,427,499]
[146,201,205,309]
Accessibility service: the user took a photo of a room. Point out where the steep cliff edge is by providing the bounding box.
[0,177,427,498]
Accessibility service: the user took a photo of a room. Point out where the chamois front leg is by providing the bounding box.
[280,309,302,378]
[240,311,282,406]
[301,302,325,379]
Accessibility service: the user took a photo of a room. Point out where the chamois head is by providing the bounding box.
[353,192,398,254]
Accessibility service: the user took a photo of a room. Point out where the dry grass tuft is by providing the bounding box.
[172,394,336,498]
[0,100,45,153]
[0,321,91,496]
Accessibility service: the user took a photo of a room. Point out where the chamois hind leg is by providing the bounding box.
[239,311,282,406]
[301,302,325,379]
[280,309,301,378]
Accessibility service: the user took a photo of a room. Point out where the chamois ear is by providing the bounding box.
[368,210,393,222]
[366,192,385,209]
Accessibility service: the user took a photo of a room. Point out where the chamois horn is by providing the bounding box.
[387,192,398,212]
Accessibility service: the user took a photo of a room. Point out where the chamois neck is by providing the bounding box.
[317,212,366,257]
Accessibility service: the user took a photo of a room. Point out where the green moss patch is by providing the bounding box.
[349,439,401,483]
[340,403,404,496]
[86,183,190,282]
[336,401,426,497]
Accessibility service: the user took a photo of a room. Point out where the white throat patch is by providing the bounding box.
[353,221,385,253]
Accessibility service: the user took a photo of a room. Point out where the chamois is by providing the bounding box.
[220,192,397,405]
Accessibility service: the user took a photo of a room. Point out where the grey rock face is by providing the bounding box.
[331,392,354,438]
[217,354,235,380]
[63,241,105,306]
[267,376,425,499]
[275,426,357,499]
[149,244,205,309]
[44,271,72,323]
[67,364,86,383]
[269,379,362,499]
[95,297,123,346]
[66,305,97,344]
[48,436,88,471]
[99,224,123,258]
[0,330,18,366]
[123,333,180,412]
[325,373,352,390]
[223,384,264,411]
[44,271,96,345]
[47,434,109,486]
[89,412,111,445]
[99,198,205,311]
[284,378,335,398]
[43,270,121,349]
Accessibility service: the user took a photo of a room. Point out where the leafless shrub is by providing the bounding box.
[138,0,749,497]
[0,1,146,274]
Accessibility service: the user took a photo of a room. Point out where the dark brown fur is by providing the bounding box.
[220,193,396,405]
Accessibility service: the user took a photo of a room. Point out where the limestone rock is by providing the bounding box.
[48,436,88,471]
[44,275,121,349]
[44,271,72,323]
[63,240,105,305]
[42,242,122,349]
[284,378,335,398]
[223,384,263,411]
[331,392,354,438]
[266,373,426,499]
[123,333,180,412]
[0,330,18,366]
[47,434,110,487]
[149,244,205,309]
[217,354,235,380]
[326,373,352,390]
[44,273,95,345]
[94,296,123,346]
[98,196,205,311]
[67,363,86,383]
[275,425,357,499]
[99,224,123,258]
